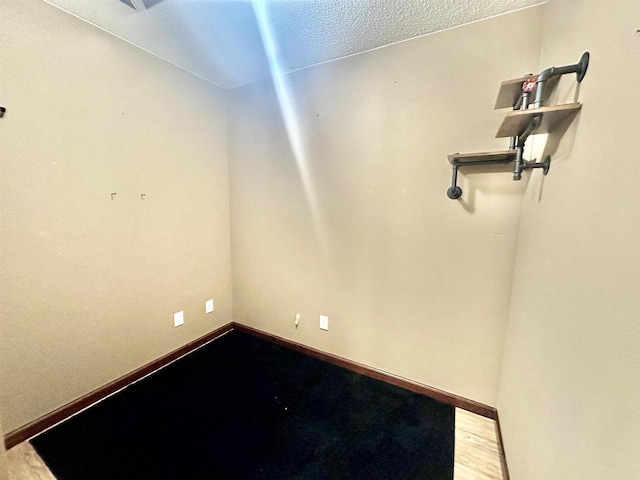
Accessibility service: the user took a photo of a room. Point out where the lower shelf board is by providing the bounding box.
[448,150,516,167]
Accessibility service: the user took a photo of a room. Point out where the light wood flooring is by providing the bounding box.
[454,409,505,480]
[6,408,504,479]
[6,442,56,480]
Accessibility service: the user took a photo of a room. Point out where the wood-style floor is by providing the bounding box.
[6,407,504,479]
[454,409,504,480]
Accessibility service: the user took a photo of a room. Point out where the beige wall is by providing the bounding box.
[7,3,636,477]
[497,0,640,478]
[228,6,544,407]
[0,416,6,479]
[0,0,231,433]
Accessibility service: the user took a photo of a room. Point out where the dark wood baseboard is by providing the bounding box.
[232,323,497,419]
[3,322,234,450]
[494,411,511,480]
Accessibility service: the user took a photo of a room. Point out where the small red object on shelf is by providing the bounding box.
[522,78,537,92]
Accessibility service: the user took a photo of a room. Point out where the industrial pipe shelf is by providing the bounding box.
[446,52,589,200]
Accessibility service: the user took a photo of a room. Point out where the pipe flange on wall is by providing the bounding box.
[576,52,590,82]
[447,186,462,200]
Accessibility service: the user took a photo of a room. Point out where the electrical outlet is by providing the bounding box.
[205,299,214,314]
[174,311,184,327]
[319,315,329,331]
[295,313,300,327]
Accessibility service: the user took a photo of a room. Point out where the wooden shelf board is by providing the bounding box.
[448,150,516,165]
[495,103,582,138]
[494,76,534,109]
[494,75,559,109]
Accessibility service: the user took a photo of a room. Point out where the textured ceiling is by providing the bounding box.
[42,0,543,89]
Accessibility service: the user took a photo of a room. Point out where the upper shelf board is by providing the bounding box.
[495,103,582,138]
[495,76,535,109]
[494,76,560,109]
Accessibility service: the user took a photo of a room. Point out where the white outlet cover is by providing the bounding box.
[174,310,184,327]
[205,299,214,314]
[319,314,329,331]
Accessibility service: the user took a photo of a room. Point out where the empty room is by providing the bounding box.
[1,0,638,479]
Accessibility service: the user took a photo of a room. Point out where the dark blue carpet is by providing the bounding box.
[32,330,455,479]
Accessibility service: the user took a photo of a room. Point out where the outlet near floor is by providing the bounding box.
[205,299,214,314]
[174,311,184,327]
[319,315,329,331]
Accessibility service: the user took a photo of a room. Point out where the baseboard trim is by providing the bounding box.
[3,322,234,450]
[232,323,497,420]
[495,411,511,480]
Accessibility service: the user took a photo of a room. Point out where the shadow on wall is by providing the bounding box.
[455,164,528,213]
[455,104,584,211]
[531,110,581,202]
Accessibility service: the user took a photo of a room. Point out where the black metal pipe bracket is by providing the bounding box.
[447,163,463,199]
[447,156,516,199]
[447,153,550,200]
[513,114,542,180]
[533,52,589,107]
[522,155,551,175]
